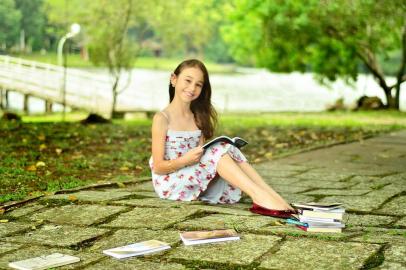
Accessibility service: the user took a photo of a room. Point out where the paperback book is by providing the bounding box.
[180,229,240,246]
[103,240,171,259]
[296,225,342,233]
[291,202,343,210]
[8,253,80,270]
[291,202,346,233]
[203,136,248,149]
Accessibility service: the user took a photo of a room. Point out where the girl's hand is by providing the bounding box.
[182,146,204,166]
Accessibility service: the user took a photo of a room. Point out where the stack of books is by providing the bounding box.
[289,202,345,233]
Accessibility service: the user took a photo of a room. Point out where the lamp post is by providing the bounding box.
[57,23,80,121]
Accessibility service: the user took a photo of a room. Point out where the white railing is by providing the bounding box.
[0,55,113,115]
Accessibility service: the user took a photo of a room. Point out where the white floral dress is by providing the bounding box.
[149,130,247,204]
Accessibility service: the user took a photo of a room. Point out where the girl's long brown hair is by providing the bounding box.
[169,59,217,140]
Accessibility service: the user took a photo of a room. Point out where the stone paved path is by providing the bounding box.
[1,131,405,269]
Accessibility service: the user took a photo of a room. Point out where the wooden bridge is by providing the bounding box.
[0,55,114,116]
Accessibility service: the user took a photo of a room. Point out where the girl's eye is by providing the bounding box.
[186,79,191,83]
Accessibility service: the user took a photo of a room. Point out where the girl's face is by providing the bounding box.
[171,67,204,103]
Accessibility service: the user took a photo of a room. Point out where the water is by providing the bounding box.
[6,68,406,113]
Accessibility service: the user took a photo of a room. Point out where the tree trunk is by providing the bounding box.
[384,89,399,110]
[394,84,401,110]
[111,75,120,119]
[0,88,3,110]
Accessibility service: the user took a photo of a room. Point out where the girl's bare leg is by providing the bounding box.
[237,162,293,210]
[217,154,290,210]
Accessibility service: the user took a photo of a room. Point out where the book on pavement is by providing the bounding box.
[180,229,240,246]
[8,253,80,270]
[103,240,171,259]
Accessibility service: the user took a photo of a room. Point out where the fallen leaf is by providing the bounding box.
[38,134,46,141]
[120,166,129,171]
[26,165,37,171]
[274,220,284,226]
[68,195,78,201]
[39,144,47,151]
[117,182,126,188]
[0,219,9,223]
[135,165,143,171]
[310,132,319,140]
[36,161,46,167]
[253,158,262,163]
[55,148,62,155]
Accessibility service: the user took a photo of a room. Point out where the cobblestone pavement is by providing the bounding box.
[1,131,405,269]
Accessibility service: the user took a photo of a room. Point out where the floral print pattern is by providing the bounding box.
[149,130,247,204]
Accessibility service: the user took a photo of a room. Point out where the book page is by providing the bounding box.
[181,229,238,241]
[9,253,80,270]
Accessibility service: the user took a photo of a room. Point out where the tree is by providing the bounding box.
[43,0,87,51]
[147,0,231,61]
[0,0,21,50]
[223,0,406,109]
[15,0,46,51]
[79,0,146,118]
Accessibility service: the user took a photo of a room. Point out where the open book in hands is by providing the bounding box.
[202,136,248,149]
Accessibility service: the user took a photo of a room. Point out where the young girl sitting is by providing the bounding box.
[149,59,295,218]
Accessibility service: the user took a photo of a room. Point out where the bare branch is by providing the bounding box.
[356,47,390,92]
[395,19,406,89]
[389,74,406,89]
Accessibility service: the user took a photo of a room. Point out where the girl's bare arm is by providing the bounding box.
[151,113,202,175]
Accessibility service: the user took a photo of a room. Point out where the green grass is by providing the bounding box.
[22,112,90,122]
[0,111,404,204]
[218,111,406,129]
[10,53,237,74]
[18,111,406,128]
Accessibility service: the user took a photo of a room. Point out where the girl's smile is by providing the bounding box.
[172,67,204,102]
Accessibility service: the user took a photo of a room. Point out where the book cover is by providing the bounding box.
[285,218,309,227]
[8,253,80,270]
[103,240,170,259]
[299,216,342,224]
[292,202,345,212]
[299,209,344,220]
[296,225,342,233]
[306,222,345,228]
[180,229,240,246]
[202,136,248,149]
[292,202,343,209]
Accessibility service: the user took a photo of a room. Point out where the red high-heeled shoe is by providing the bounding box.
[249,203,297,219]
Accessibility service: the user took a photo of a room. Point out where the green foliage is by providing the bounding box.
[146,0,232,61]
[15,0,46,51]
[42,0,85,50]
[82,0,139,72]
[223,0,406,93]
[0,0,21,49]
[4,0,231,62]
